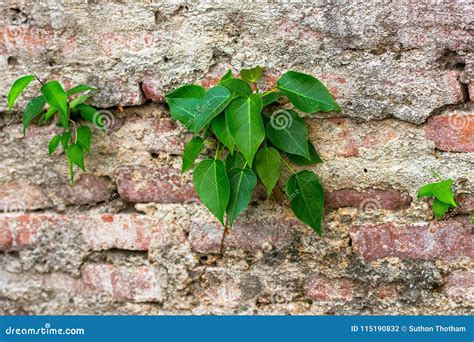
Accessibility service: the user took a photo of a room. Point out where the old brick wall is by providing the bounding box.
[0,0,473,315]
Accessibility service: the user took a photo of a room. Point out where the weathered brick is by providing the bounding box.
[375,283,400,300]
[426,113,474,152]
[326,188,412,210]
[443,271,474,305]
[350,219,473,261]
[115,165,196,203]
[193,267,242,308]
[0,182,51,211]
[82,264,165,302]
[456,194,474,214]
[53,175,113,206]
[304,275,356,301]
[141,76,165,103]
[189,218,294,253]
[469,83,474,102]
[82,213,184,251]
[308,118,359,158]
[0,214,47,251]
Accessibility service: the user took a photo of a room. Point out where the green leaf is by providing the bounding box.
[277,71,340,113]
[67,143,85,171]
[219,78,253,97]
[286,170,325,235]
[70,95,91,108]
[76,126,92,153]
[226,94,264,167]
[182,136,204,173]
[48,134,61,155]
[166,84,206,99]
[66,84,97,97]
[266,109,309,159]
[219,69,234,82]
[165,85,206,130]
[194,86,232,132]
[75,104,101,128]
[22,95,46,134]
[432,198,450,219]
[193,159,230,225]
[226,168,257,226]
[41,81,68,128]
[260,90,282,106]
[255,147,281,197]
[226,152,247,170]
[8,75,36,110]
[287,141,323,165]
[61,131,71,150]
[42,106,58,122]
[417,179,457,207]
[167,98,201,130]
[211,114,234,153]
[240,66,262,83]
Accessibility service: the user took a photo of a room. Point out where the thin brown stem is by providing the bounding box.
[219,217,229,256]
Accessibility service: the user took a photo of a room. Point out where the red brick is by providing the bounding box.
[304,275,356,301]
[115,165,196,203]
[326,188,412,210]
[82,213,184,251]
[456,194,474,214]
[426,113,474,152]
[0,26,56,55]
[189,218,295,253]
[82,264,164,302]
[141,76,165,103]
[0,182,51,211]
[53,175,112,206]
[443,271,474,305]
[0,214,48,251]
[350,219,473,261]
[469,83,474,102]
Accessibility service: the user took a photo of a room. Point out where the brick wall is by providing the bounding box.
[0,1,472,315]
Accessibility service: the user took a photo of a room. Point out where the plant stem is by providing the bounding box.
[68,159,75,186]
[281,157,296,174]
[70,120,77,143]
[219,217,229,256]
[214,143,220,160]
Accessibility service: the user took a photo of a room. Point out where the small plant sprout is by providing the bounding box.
[7,75,104,185]
[417,169,457,219]
[165,67,340,249]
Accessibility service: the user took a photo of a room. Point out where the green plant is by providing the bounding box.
[417,170,457,219]
[7,75,103,184]
[165,67,340,240]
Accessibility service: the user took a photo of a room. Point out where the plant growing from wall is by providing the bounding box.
[7,76,102,185]
[165,67,340,245]
[417,170,458,219]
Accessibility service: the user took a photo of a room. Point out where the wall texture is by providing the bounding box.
[0,0,473,315]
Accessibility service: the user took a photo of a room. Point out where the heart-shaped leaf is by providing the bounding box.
[226,168,257,226]
[8,75,36,110]
[211,114,235,154]
[287,140,323,165]
[220,78,253,97]
[260,90,282,106]
[286,170,324,235]
[226,94,264,167]
[240,66,262,83]
[432,198,450,219]
[182,136,204,173]
[193,159,230,225]
[166,84,206,130]
[266,109,309,159]
[219,69,234,82]
[194,86,231,132]
[226,152,247,171]
[417,179,457,207]
[277,71,340,113]
[255,147,281,197]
